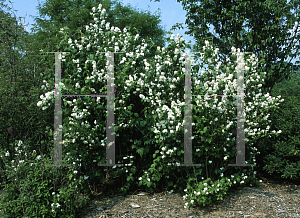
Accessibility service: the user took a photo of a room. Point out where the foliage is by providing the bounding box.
[150,0,300,186]
[150,0,300,96]
[29,0,168,59]
[0,0,171,188]
[36,3,282,212]
[177,42,284,208]
[0,0,187,216]
[255,69,300,181]
[0,1,297,216]
[0,140,90,217]
[0,0,55,188]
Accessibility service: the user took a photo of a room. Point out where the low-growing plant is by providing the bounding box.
[0,139,91,217]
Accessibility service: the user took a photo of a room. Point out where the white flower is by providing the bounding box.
[184,203,188,208]
[224,156,227,160]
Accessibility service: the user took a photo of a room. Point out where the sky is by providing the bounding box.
[2,0,300,80]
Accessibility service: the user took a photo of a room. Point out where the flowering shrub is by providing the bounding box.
[40,2,284,208]
[0,3,285,216]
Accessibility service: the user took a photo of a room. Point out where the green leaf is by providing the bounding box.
[114,126,119,132]
[140,121,145,127]
[137,148,144,158]
[134,113,139,117]
[128,105,132,110]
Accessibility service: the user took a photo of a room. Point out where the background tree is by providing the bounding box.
[151,0,300,95]
[28,0,168,68]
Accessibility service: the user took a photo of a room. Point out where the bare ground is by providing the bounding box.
[74,174,300,218]
[0,174,299,217]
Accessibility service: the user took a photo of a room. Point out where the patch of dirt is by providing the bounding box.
[1,174,299,217]
[75,175,300,218]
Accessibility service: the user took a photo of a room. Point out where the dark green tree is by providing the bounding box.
[0,0,57,188]
[151,0,300,95]
[28,0,168,60]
